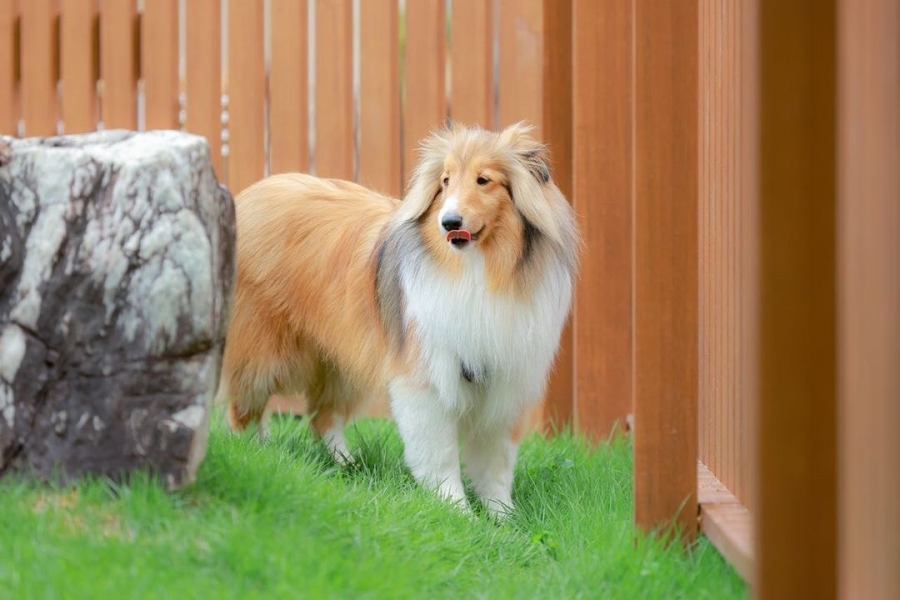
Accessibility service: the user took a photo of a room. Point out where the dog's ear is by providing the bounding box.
[500,122,565,244]
[500,121,552,184]
[395,127,453,222]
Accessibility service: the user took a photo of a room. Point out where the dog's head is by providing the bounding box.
[398,122,571,257]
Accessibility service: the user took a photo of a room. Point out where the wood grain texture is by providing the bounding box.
[227,0,264,194]
[450,0,492,128]
[756,0,837,597]
[142,0,178,129]
[697,0,758,509]
[100,0,137,129]
[837,0,900,597]
[0,0,19,134]
[185,0,221,175]
[698,462,753,582]
[21,0,57,136]
[632,0,698,540]
[314,0,352,180]
[270,0,308,175]
[61,0,98,133]
[359,0,400,196]
[497,0,574,432]
[572,0,631,440]
[403,0,445,182]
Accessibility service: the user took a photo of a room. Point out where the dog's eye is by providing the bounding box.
[442,176,449,186]
[476,176,490,186]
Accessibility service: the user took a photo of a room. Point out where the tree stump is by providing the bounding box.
[0,131,235,489]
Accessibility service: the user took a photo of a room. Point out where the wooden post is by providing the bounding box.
[359,0,400,196]
[61,0,98,134]
[450,0,492,128]
[837,0,900,597]
[100,0,137,130]
[21,0,57,136]
[498,0,574,432]
[270,0,309,175]
[0,0,17,135]
[632,0,699,539]
[314,0,352,180]
[227,0,264,195]
[756,0,837,597]
[142,0,178,130]
[185,0,222,176]
[572,0,632,441]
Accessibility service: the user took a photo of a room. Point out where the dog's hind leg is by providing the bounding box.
[307,366,355,464]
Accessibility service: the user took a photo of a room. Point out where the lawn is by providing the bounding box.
[0,414,746,599]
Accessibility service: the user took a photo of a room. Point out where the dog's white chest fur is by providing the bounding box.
[401,250,571,421]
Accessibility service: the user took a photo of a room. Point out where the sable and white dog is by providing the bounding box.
[219,122,578,516]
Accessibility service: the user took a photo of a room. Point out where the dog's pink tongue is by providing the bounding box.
[446,229,472,242]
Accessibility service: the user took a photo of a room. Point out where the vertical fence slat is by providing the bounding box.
[270,0,308,175]
[61,0,98,133]
[838,2,900,597]
[0,0,17,134]
[142,0,178,129]
[314,0,352,180]
[227,0,264,194]
[359,0,400,195]
[572,0,632,440]
[100,0,136,129]
[450,0,491,128]
[498,0,575,432]
[756,0,837,596]
[633,0,699,539]
[185,0,221,175]
[403,0,445,182]
[21,0,57,136]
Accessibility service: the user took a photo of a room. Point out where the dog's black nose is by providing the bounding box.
[441,213,463,232]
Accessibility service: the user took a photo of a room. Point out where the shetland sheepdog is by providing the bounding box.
[219,122,579,515]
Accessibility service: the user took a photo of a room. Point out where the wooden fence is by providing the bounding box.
[2,1,898,598]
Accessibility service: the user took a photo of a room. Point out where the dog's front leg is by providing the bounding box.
[389,377,467,510]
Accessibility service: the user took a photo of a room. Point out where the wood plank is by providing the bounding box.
[0,0,17,134]
[314,0,352,180]
[227,0,264,194]
[756,0,837,597]
[359,0,400,196]
[698,462,753,582]
[498,0,575,433]
[403,0,444,182]
[100,0,137,129]
[450,0,491,128]
[269,0,308,175]
[61,0,97,133]
[141,0,178,129]
[837,0,900,598]
[572,0,632,440]
[21,0,57,136]
[632,0,699,540]
[185,0,221,175]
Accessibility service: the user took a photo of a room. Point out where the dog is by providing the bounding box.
[218,122,579,516]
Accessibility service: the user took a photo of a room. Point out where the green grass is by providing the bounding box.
[0,415,745,599]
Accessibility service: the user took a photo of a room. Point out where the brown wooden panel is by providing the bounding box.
[756,0,837,597]
[632,0,699,539]
[100,0,137,129]
[21,0,57,136]
[837,0,900,598]
[359,0,400,196]
[142,0,178,129]
[227,0,264,194]
[185,0,221,175]
[403,0,444,182]
[0,0,18,134]
[270,0,308,175]
[314,0,352,180]
[61,0,98,133]
[497,0,541,131]
[450,0,491,128]
[697,0,757,509]
[572,0,631,440]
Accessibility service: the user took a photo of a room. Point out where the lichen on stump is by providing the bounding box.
[0,131,235,489]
